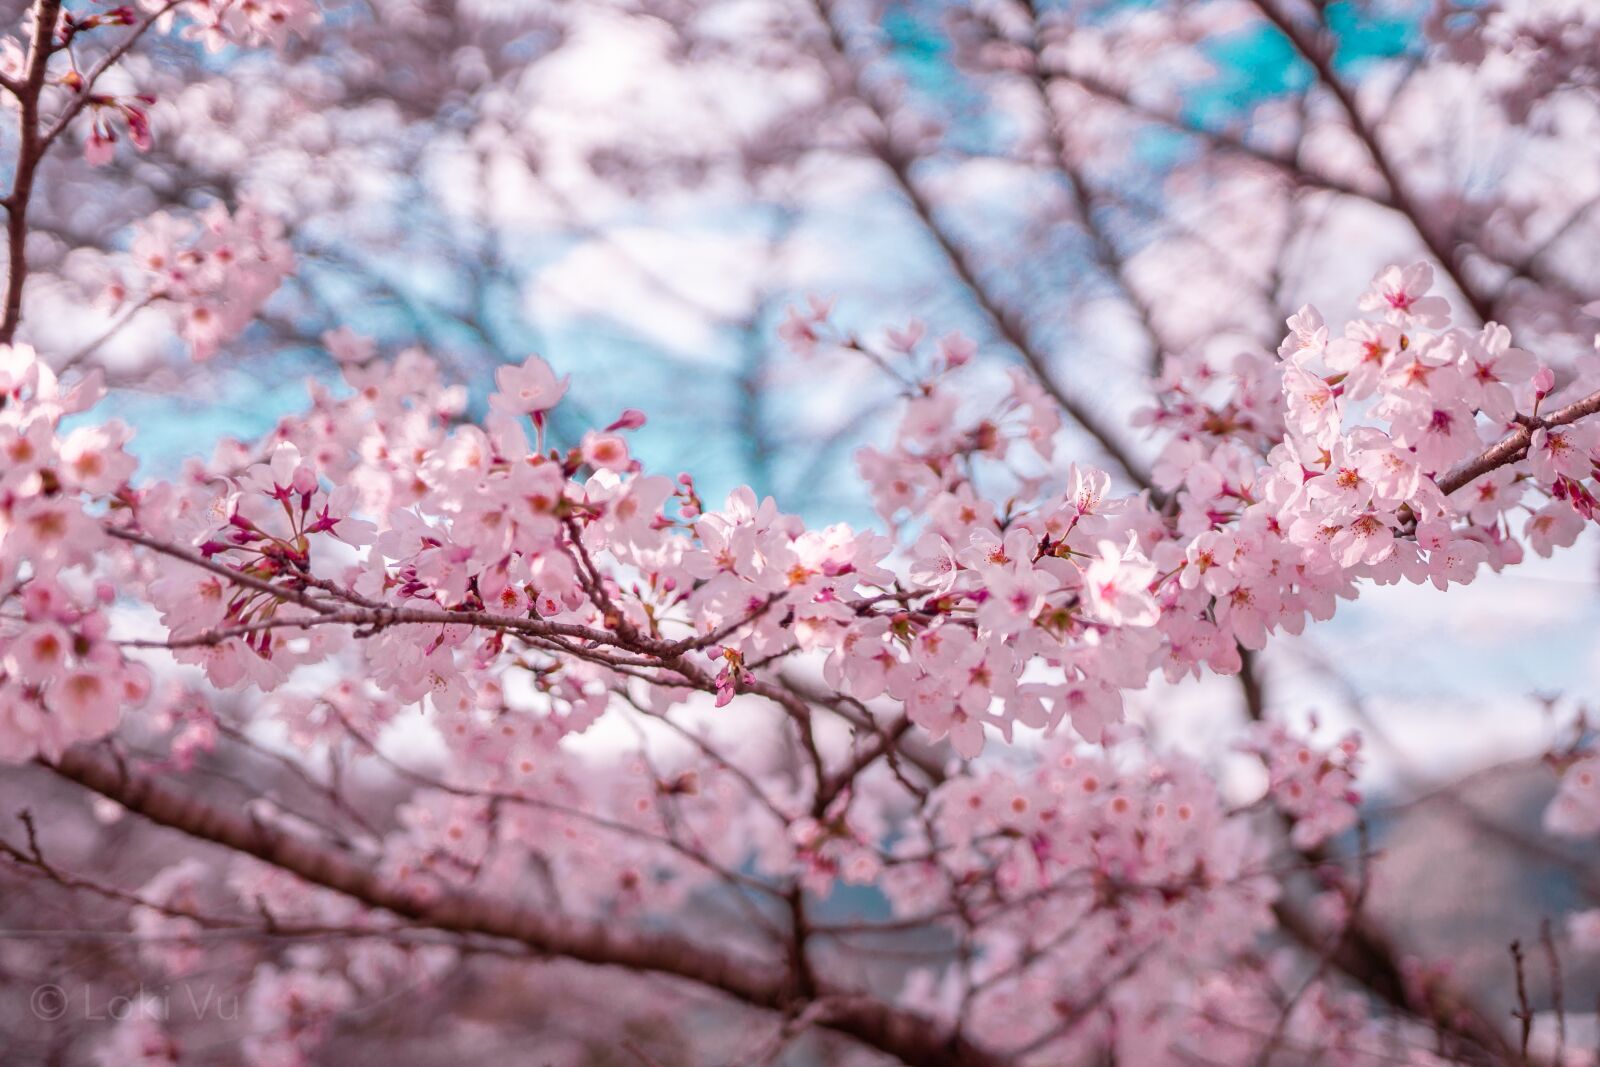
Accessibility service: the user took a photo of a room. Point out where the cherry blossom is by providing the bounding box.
[4,1,1600,1062]
[108,203,293,361]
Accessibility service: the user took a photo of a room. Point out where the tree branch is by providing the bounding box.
[42,744,1008,1067]
[0,0,64,345]
[1437,388,1600,496]
[807,0,1152,492]
[1242,0,1494,324]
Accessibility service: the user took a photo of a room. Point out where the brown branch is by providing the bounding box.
[1436,388,1600,496]
[107,526,340,616]
[37,1,184,154]
[110,523,738,662]
[0,0,64,345]
[1,1,184,344]
[816,714,912,810]
[1510,939,1533,1061]
[42,744,1008,1067]
[1541,919,1566,1064]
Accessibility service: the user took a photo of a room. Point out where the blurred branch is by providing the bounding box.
[1238,650,1515,1061]
[1017,0,1172,375]
[42,743,1010,1067]
[1241,0,1494,324]
[808,0,1153,492]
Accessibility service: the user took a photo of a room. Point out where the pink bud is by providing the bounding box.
[125,106,153,152]
[1534,366,1555,395]
[887,320,926,353]
[84,129,115,167]
[605,408,647,432]
[940,332,977,369]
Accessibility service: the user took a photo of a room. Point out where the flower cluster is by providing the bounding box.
[30,1,320,170]
[11,261,1599,775]
[1140,264,1587,681]
[7,0,1600,1056]
[108,201,292,360]
[3,258,1588,1063]
[796,265,1598,755]
[881,744,1287,1058]
[1544,754,1600,838]
[148,0,321,52]
[1244,722,1362,849]
[0,346,151,760]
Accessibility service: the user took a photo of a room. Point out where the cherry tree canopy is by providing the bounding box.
[2,1,1599,1065]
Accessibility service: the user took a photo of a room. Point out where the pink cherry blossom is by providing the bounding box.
[5,1,1600,1057]
[490,354,571,418]
[1357,263,1451,327]
[1084,537,1159,627]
